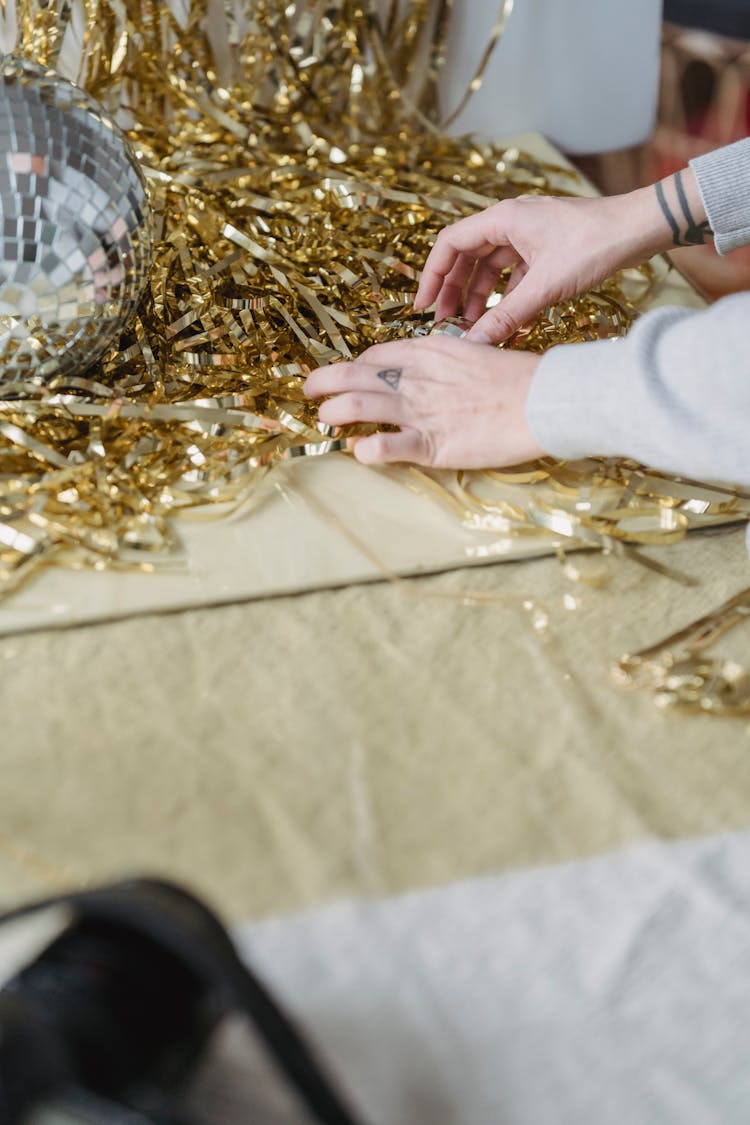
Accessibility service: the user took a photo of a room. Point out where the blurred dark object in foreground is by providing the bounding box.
[0,879,366,1125]
[574,16,750,300]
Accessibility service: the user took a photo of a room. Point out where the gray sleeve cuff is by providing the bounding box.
[690,139,750,255]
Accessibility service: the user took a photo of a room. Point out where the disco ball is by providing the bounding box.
[0,57,154,382]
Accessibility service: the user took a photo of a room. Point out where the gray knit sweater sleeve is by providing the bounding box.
[526,291,750,487]
[526,290,750,546]
[690,137,750,254]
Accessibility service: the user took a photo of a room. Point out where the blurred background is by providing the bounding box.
[576,0,750,299]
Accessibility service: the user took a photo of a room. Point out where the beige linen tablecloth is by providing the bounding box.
[3,502,750,1125]
[1,522,748,920]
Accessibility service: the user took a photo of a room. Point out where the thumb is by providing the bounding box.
[466,279,544,344]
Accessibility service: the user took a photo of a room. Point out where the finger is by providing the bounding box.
[463,247,521,322]
[414,212,501,309]
[305,359,413,398]
[318,390,409,428]
[352,427,430,466]
[358,334,468,368]
[465,276,545,344]
[433,251,481,322]
[502,261,528,297]
[486,243,521,274]
[414,246,461,311]
[306,337,481,397]
[305,341,464,399]
[304,361,356,398]
[415,200,527,310]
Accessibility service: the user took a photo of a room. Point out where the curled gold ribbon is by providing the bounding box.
[615,586,750,717]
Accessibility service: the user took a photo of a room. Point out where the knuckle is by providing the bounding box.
[436,223,462,249]
[417,428,437,466]
[359,345,384,366]
[362,342,398,364]
[326,360,350,379]
[406,376,432,410]
[493,314,515,336]
[370,433,390,460]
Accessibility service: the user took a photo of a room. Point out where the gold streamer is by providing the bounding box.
[439,0,515,128]
[614,587,750,717]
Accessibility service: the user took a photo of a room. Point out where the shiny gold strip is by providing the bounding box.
[440,0,515,128]
[614,586,750,716]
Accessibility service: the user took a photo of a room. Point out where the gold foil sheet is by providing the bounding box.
[5,0,750,719]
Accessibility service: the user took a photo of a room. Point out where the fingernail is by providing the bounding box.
[468,329,491,345]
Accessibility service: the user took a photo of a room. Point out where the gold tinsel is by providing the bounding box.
[5,1,750,714]
[614,583,750,717]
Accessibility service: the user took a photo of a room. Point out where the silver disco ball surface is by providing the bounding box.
[0,57,154,381]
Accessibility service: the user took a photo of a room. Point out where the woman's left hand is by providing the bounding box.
[303,335,545,469]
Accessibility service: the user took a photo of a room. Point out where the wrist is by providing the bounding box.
[653,167,712,249]
[610,168,712,264]
[615,184,676,261]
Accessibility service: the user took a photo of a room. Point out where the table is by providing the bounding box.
[3,522,750,1123]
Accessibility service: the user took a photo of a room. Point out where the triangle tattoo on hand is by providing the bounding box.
[377,368,402,390]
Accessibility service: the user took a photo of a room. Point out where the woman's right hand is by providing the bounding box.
[413,184,680,345]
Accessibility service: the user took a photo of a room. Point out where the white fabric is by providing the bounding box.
[229,830,750,1125]
[441,0,662,152]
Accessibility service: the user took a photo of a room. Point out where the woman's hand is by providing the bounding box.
[304,335,545,469]
[413,186,674,345]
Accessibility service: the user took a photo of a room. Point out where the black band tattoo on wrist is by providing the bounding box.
[377,367,402,390]
[655,172,713,247]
